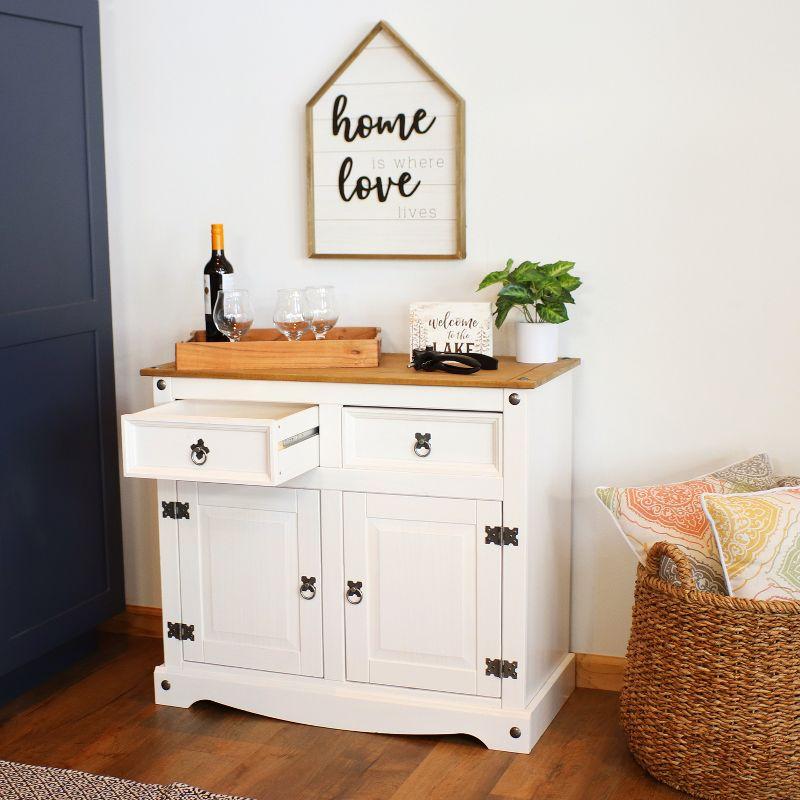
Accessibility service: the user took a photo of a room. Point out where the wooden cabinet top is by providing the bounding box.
[141,353,580,390]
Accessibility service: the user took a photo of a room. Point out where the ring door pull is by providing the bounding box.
[190,438,210,466]
[413,432,432,458]
[346,580,363,605]
[300,576,317,600]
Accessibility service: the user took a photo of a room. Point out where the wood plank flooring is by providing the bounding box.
[0,634,688,799]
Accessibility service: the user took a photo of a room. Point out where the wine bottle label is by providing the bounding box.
[204,275,212,314]
[222,273,234,292]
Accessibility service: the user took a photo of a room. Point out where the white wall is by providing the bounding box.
[100,0,800,657]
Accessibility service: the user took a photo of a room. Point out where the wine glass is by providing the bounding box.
[213,290,254,343]
[303,285,339,339]
[273,288,310,341]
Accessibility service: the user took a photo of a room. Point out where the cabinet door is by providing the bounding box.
[343,493,501,697]
[177,482,322,677]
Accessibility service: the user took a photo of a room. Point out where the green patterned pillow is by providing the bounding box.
[704,487,800,601]
[596,454,778,594]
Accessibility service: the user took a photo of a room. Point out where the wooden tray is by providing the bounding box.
[175,327,381,371]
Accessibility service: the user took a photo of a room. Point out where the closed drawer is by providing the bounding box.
[342,407,502,477]
[122,400,319,486]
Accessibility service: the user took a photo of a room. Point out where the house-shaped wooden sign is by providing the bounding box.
[306,21,465,259]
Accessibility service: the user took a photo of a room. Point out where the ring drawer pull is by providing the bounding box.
[346,580,363,604]
[300,576,317,600]
[190,438,210,466]
[413,432,432,458]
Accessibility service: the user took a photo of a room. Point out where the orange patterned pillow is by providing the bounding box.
[596,454,777,593]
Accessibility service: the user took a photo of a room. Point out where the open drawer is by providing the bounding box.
[121,400,319,486]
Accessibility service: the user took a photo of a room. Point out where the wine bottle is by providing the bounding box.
[203,223,234,341]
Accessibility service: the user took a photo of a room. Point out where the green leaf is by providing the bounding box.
[539,302,569,324]
[498,283,534,304]
[543,261,575,278]
[494,298,513,329]
[506,258,514,270]
[540,277,563,298]
[509,261,540,283]
[557,274,582,292]
[561,291,575,304]
[526,270,553,287]
[477,268,510,291]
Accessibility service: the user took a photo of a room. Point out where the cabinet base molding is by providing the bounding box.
[153,653,575,754]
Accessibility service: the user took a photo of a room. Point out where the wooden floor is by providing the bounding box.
[0,634,687,799]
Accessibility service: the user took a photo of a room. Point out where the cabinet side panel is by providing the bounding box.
[523,375,574,705]
[500,393,527,708]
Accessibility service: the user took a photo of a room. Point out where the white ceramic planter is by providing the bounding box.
[516,322,559,364]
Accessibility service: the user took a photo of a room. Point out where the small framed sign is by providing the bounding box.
[409,303,493,356]
[306,21,465,259]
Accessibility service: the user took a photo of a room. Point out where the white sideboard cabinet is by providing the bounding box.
[122,354,579,753]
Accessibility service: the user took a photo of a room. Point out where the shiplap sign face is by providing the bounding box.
[409,303,493,356]
[306,21,465,259]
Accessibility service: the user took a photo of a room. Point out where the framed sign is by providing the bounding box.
[306,21,465,259]
[409,303,493,356]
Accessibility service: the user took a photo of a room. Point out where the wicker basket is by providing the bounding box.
[621,541,800,800]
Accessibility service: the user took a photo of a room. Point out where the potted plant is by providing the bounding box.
[477,259,581,364]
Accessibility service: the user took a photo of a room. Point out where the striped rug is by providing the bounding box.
[0,760,253,800]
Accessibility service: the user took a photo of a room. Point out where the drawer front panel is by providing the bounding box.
[121,399,319,485]
[132,423,269,477]
[342,407,502,477]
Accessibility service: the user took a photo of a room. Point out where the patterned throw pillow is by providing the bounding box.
[596,454,777,594]
[776,475,800,487]
[703,487,800,601]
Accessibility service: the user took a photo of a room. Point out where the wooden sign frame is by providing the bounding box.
[306,20,466,260]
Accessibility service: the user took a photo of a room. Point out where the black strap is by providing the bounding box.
[411,347,499,375]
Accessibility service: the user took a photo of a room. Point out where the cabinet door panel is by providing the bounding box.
[344,493,501,697]
[177,483,322,677]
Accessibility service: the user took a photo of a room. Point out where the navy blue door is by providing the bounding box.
[0,0,123,687]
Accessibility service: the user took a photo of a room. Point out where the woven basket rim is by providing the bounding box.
[640,541,800,615]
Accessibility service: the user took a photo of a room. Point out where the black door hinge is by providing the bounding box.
[485,658,519,679]
[166,621,195,641]
[484,526,519,546]
[161,501,190,520]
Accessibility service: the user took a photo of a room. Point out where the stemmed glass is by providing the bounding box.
[212,290,254,343]
[303,286,339,339]
[273,288,310,341]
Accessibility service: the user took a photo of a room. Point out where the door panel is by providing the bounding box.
[344,493,501,697]
[2,8,94,313]
[177,483,322,677]
[0,0,123,682]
